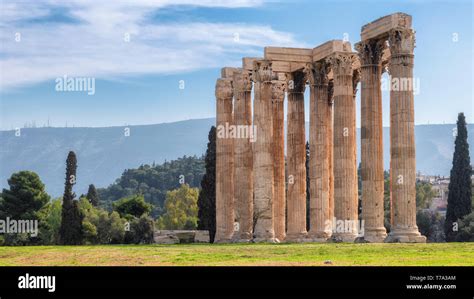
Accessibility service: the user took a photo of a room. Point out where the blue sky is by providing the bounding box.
[0,0,472,130]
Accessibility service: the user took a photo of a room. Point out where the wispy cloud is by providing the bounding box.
[0,0,303,90]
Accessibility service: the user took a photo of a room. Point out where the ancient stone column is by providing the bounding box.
[232,70,254,242]
[286,70,308,242]
[252,60,277,243]
[355,39,387,243]
[386,29,425,243]
[328,52,359,242]
[307,62,332,240]
[272,77,286,242]
[215,78,235,243]
[328,80,334,225]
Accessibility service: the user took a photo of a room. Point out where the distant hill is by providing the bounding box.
[0,119,472,197]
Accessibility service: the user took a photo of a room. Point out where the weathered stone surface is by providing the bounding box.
[312,40,351,62]
[243,57,260,71]
[361,12,412,41]
[194,231,211,243]
[154,230,211,243]
[328,52,359,242]
[215,78,235,243]
[252,60,277,243]
[154,234,180,244]
[221,67,240,79]
[307,61,332,240]
[386,28,425,243]
[233,69,254,242]
[264,47,312,62]
[356,39,387,243]
[285,70,308,242]
[272,79,286,242]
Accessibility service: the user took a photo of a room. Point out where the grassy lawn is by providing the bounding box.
[0,243,472,266]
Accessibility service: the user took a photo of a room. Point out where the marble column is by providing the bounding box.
[329,52,359,242]
[232,70,254,242]
[386,29,425,243]
[215,78,235,243]
[286,70,308,242]
[272,78,286,242]
[307,62,332,240]
[356,39,387,243]
[252,60,278,243]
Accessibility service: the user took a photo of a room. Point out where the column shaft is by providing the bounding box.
[356,39,387,242]
[272,80,286,242]
[233,70,254,242]
[328,81,334,225]
[215,78,235,243]
[252,60,277,242]
[308,62,331,240]
[286,70,308,241]
[387,29,425,243]
[329,53,359,242]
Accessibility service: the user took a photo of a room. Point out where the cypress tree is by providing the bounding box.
[445,113,472,241]
[59,151,83,245]
[86,184,99,206]
[197,126,216,242]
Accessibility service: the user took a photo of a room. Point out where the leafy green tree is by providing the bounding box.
[158,184,199,230]
[86,184,99,206]
[0,171,50,245]
[416,209,445,242]
[124,215,155,244]
[113,194,152,219]
[0,171,50,220]
[59,151,84,245]
[79,197,126,244]
[454,212,474,242]
[445,113,472,241]
[38,198,62,245]
[416,181,437,209]
[197,126,217,242]
[98,155,205,216]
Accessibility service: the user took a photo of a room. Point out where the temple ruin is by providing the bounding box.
[214,13,426,243]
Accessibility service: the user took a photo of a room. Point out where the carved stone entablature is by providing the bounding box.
[272,80,286,102]
[287,70,307,94]
[215,78,233,100]
[253,60,274,83]
[306,61,330,87]
[327,52,357,77]
[355,39,386,66]
[388,28,415,56]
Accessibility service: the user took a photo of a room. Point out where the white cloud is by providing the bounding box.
[0,0,304,90]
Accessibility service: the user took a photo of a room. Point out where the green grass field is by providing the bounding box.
[0,243,473,266]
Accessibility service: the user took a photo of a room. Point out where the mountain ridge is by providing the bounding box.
[1,118,472,197]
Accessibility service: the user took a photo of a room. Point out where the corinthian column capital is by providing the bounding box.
[253,60,274,83]
[306,61,330,87]
[287,70,307,94]
[215,78,233,100]
[388,28,415,56]
[272,80,286,102]
[327,52,357,76]
[355,39,386,66]
[233,70,252,93]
